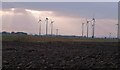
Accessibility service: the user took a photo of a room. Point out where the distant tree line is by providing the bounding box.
[1,31,117,39]
[2,31,27,35]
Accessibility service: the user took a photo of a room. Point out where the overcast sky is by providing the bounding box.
[2,2,118,19]
[1,2,118,38]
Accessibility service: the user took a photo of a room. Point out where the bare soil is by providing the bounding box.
[2,41,119,69]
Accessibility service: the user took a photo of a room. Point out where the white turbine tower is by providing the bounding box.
[109,33,112,38]
[45,18,49,35]
[116,24,119,39]
[51,21,54,35]
[56,29,59,36]
[82,23,85,37]
[38,18,42,36]
[118,1,120,39]
[92,16,95,38]
[117,23,120,39]
[86,19,89,38]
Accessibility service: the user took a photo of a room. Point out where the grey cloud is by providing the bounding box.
[2,2,118,19]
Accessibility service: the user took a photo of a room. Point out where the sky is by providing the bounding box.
[1,2,118,38]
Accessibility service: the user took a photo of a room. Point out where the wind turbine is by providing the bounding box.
[92,15,95,38]
[86,14,96,38]
[51,21,54,35]
[38,17,42,36]
[45,18,49,35]
[118,23,120,39]
[56,29,59,36]
[109,33,112,38]
[82,23,85,37]
[116,24,119,39]
[86,19,89,38]
[118,1,120,39]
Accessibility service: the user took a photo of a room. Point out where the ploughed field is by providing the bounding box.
[2,41,119,69]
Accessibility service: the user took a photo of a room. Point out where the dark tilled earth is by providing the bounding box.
[2,41,120,69]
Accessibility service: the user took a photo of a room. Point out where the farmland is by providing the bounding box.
[2,34,119,42]
[2,34,120,69]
